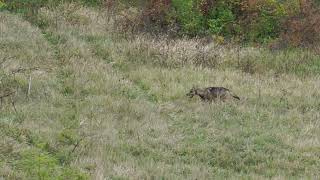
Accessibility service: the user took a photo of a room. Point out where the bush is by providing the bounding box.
[206,3,235,36]
[247,0,287,42]
[0,1,7,10]
[171,0,205,36]
[4,0,319,46]
[139,0,306,44]
[280,0,320,47]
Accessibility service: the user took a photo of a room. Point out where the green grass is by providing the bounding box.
[1,3,320,179]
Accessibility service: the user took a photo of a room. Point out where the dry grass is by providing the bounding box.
[1,3,320,179]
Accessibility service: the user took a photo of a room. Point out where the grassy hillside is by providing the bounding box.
[1,3,320,179]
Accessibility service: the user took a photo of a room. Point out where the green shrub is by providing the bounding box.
[0,1,7,10]
[140,0,302,43]
[246,0,287,42]
[171,0,205,36]
[207,4,235,36]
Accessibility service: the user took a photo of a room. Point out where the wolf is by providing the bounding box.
[186,86,240,102]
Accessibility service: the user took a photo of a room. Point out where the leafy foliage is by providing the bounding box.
[281,0,320,47]
[138,0,320,45]
[171,0,205,36]
[4,0,320,45]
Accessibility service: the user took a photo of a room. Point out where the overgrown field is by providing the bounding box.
[1,3,320,179]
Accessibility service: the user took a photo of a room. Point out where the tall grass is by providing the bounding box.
[1,2,320,179]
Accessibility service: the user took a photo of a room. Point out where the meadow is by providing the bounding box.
[0,3,320,179]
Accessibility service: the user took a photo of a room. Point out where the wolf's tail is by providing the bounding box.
[226,89,240,100]
[232,95,240,100]
[229,91,240,100]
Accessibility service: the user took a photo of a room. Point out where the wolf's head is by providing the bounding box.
[186,87,198,98]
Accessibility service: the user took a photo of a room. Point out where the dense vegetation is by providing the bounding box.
[142,0,320,47]
[1,0,320,179]
[3,0,320,45]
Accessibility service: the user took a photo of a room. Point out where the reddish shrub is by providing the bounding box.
[281,1,320,47]
[199,0,216,16]
[142,0,171,26]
